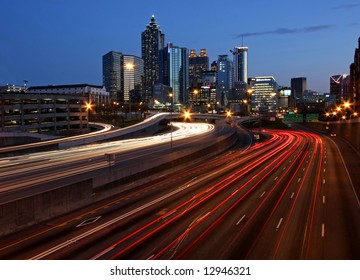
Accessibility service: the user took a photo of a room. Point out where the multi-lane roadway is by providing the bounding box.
[0,124,359,260]
[0,122,217,202]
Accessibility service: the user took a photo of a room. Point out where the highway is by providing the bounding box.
[0,122,215,198]
[0,112,172,155]
[0,127,359,260]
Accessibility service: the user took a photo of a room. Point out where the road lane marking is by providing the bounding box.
[260,191,266,198]
[298,178,301,183]
[146,254,155,260]
[321,224,325,237]
[323,169,326,173]
[29,180,197,260]
[76,216,102,228]
[236,215,246,225]
[323,179,326,184]
[290,192,295,199]
[91,246,115,260]
[276,218,283,230]
[274,177,278,181]
[323,196,326,204]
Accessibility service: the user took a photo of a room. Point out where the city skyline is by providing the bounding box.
[1,0,359,92]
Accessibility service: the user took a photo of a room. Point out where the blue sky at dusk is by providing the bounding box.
[1,0,359,92]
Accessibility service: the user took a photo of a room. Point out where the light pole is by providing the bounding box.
[246,88,253,115]
[193,89,198,112]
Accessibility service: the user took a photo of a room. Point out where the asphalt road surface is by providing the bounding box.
[0,127,359,260]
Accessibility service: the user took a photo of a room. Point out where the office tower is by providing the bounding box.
[233,46,248,84]
[141,15,165,102]
[189,49,209,86]
[330,74,349,104]
[123,55,144,102]
[102,51,123,102]
[217,55,233,107]
[251,76,278,113]
[162,43,189,105]
[350,37,360,108]
[201,71,217,105]
[291,77,307,99]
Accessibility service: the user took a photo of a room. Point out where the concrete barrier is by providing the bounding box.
[0,179,92,237]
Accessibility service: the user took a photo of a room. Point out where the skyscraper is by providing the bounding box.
[330,74,349,104]
[102,51,123,102]
[189,49,209,87]
[233,46,248,84]
[162,43,189,105]
[291,77,307,105]
[217,55,233,107]
[251,76,278,113]
[123,55,144,102]
[141,15,165,103]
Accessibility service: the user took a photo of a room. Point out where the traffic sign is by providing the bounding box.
[283,114,293,122]
[306,114,319,122]
[294,114,303,122]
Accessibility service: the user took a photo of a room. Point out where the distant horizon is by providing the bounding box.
[1,0,359,94]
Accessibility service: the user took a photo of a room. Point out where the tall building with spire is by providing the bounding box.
[233,46,248,84]
[141,15,165,102]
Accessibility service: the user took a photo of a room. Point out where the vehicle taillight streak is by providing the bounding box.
[98,132,305,259]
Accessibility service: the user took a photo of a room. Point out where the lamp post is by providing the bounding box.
[193,89,198,112]
[246,88,253,115]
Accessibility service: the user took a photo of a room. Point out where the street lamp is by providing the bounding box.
[246,88,253,114]
[85,101,93,111]
[184,110,190,120]
[193,89,199,112]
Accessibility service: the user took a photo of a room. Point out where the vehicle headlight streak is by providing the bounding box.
[0,123,214,190]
